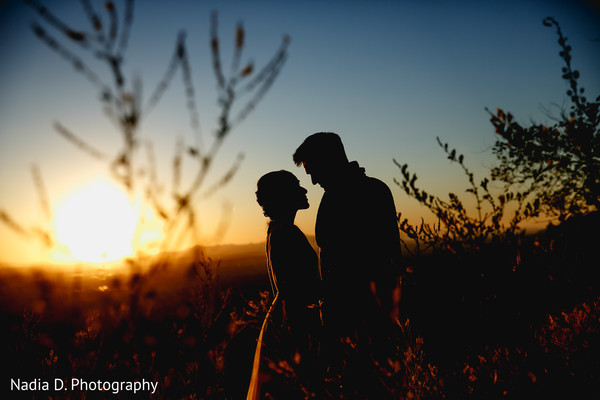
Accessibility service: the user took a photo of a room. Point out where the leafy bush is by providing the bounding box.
[489,17,599,222]
[395,137,523,257]
[395,17,598,258]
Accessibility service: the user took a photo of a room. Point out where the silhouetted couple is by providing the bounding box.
[248,132,401,399]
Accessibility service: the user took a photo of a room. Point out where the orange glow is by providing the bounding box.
[51,179,161,264]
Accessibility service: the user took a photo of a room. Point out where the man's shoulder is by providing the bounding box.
[363,175,393,195]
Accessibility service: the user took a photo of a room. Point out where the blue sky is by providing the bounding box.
[0,0,599,264]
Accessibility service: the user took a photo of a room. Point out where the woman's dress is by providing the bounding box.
[246,221,321,400]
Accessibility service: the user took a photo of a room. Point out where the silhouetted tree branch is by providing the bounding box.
[395,139,522,256]
[2,0,290,258]
[394,17,598,257]
[489,17,599,221]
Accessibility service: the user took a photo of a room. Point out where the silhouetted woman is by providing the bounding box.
[247,170,321,400]
[257,170,321,314]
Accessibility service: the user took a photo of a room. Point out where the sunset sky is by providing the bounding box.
[1,0,599,265]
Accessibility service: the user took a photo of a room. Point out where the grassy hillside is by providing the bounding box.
[2,214,599,399]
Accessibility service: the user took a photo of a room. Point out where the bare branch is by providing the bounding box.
[201,153,245,198]
[144,31,184,115]
[0,210,29,237]
[178,34,204,152]
[117,0,134,56]
[105,1,119,50]
[211,201,233,243]
[54,122,108,160]
[30,164,51,221]
[173,138,184,194]
[80,0,104,40]
[231,22,245,76]
[27,0,89,46]
[233,35,290,126]
[210,11,226,90]
[31,23,109,93]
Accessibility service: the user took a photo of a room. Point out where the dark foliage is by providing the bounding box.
[394,17,600,399]
[489,17,599,222]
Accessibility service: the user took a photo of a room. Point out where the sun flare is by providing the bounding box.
[52,179,139,263]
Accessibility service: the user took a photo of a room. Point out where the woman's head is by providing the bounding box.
[256,170,309,220]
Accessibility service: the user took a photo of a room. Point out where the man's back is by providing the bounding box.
[316,161,400,300]
[292,132,401,319]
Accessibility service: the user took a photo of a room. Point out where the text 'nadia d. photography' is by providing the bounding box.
[10,377,159,395]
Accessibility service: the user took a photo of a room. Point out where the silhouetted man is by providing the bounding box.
[293,132,401,331]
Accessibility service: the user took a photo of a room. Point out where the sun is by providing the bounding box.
[52,179,139,263]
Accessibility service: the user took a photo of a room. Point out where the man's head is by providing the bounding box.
[293,132,348,189]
